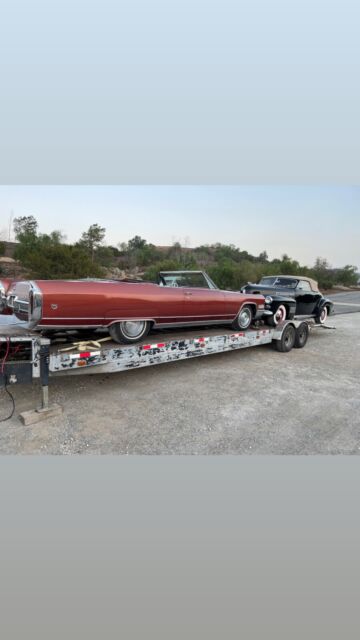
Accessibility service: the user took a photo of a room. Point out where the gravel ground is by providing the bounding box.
[0,308,359,454]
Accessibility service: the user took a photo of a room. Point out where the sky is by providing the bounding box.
[0,186,359,270]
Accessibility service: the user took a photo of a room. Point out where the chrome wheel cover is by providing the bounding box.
[274,305,286,324]
[320,307,328,323]
[121,321,147,338]
[238,308,251,329]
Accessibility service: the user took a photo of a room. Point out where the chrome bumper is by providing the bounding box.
[6,281,43,327]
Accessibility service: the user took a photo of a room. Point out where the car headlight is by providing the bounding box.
[265,296,273,304]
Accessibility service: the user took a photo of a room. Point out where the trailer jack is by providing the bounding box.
[19,343,63,425]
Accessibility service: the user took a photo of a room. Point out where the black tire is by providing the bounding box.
[267,304,287,327]
[274,323,296,352]
[109,320,151,344]
[315,305,328,325]
[233,305,253,331]
[294,322,309,348]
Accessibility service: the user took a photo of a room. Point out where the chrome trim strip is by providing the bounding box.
[153,320,234,328]
[38,325,104,330]
[42,314,235,320]
[42,317,107,321]
[37,320,235,330]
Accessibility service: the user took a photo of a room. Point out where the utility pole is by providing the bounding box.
[8,210,14,241]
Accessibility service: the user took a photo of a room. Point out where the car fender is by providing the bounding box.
[313,296,332,313]
[266,295,296,319]
[235,298,264,321]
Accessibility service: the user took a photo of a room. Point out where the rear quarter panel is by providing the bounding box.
[223,291,265,316]
[38,280,162,326]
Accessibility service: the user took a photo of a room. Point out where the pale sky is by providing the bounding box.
[0,186,359,270]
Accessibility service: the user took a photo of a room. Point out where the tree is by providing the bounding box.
[122,236,160,270]
[95,245,116,268]
[13,215,38,240]
[14,232,104,279]
[170,241,182,260]
[128,236,147,251]
[258,251,268,262]
[78,224,106,262]
[314,257,331,272]
[312,257,333,289]
[335,265,358,287]
[118,242,128,253]
[49,230,66,244]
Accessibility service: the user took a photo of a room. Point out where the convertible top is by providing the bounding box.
[264,275,320,293]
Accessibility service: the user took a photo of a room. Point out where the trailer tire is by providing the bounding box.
[109,320,151,344]
[294,322,309,348]
[233,305,253,331]
[274,323,296,352]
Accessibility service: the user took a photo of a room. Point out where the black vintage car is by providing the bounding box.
[242,275,334,324]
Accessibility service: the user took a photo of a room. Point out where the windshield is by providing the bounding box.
[159,272,218,289]
[259,277,298,288]
[259,277,277,286]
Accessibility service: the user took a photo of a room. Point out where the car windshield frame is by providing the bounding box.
[158,271,219,290]
[259,277,299,289]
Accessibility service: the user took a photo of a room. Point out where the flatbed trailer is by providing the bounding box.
[0,319,332,424]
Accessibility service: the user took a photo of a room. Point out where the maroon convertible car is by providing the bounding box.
[6,271,266,344]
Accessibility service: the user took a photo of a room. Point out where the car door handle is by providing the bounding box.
[185,291,192,296]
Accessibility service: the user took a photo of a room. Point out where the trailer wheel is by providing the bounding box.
[274,323,296,352]
[294,322,309,348]
[109,320,151,344]
[233,305,253,330]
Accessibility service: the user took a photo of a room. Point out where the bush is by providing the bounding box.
[14,234,104,279]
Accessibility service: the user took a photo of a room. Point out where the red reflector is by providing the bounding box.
[143,343,166,350]
[79,352,91,358]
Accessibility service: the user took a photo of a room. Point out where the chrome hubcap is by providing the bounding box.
[121,321,146,338]
[239,309,251,328]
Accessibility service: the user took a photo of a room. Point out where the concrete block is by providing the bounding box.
[19,403,63,426]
